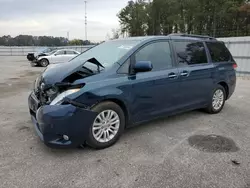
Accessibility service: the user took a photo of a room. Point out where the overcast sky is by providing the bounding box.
[0,0,128,41]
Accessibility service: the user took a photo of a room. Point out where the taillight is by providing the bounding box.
[233,63,237,69]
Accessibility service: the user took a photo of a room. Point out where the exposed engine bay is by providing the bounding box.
[34,57,104,105]
[27,52,48,61]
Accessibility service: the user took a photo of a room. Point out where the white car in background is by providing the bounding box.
[32,49,80,67]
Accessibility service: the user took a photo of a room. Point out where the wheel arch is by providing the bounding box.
[39,58,50,66]
[39,57,49,61]
[96,98,130,127]
[217,81,229,100]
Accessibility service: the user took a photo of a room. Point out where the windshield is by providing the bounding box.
[69,40,140,67]
[47,50,57,55]
[39,48,53,53]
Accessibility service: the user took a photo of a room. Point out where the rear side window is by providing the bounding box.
[206,42,231,62]
[174,41,208,65]
[55,50,66,55]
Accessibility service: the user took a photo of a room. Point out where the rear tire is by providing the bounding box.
[205,85,226,114]
[39,59,49,67]
[86,101,125,149]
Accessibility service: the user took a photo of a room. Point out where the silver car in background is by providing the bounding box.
[32,49,80,67]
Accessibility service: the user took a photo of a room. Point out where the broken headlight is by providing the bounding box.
[46,87,58,96]
[50,88,81,105]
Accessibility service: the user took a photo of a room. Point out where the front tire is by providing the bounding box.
[205,85,226,114]
[39,59,49,67]
[87,101,125,149]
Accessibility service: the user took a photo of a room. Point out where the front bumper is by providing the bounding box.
[28,93,97,148]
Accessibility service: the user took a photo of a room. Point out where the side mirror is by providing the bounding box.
[134,61,153,73]
[54,54,57,56]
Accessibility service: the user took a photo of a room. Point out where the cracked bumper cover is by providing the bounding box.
[28,94,97,148]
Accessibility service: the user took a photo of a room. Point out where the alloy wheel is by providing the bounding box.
[92,110,120,143]
[212,89,224,111]
[40,60,48,67]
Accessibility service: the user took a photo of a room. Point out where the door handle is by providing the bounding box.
[168,73,177,78]
[180,71,189,77]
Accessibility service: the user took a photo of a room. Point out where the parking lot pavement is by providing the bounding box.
[0,56,250,188]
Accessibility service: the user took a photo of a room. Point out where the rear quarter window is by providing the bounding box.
[206,42,232,62]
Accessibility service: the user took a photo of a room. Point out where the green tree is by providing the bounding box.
[118,0,148,36]
[69,39,84,45]
[117,0,250,37]
[0,35,96,46]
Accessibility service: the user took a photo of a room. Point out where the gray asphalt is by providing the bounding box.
[0,56,250,188]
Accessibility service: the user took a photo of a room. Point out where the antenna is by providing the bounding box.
[85,1,87,41]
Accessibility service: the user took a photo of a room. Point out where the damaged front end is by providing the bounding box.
[29,58,103,148]
[27,53,35,61]
[29,101,97,148]
[34,78,85,106]
[28,51,49,65]
[34,57,103,105]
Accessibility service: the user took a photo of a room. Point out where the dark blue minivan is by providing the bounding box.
[28,34,237,149]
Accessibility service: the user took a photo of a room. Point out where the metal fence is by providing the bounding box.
[0,37,249,76]
[0,45,95,56]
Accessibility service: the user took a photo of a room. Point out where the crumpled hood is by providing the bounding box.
[41,58,95,85]
[35,52,48,57]
[42,62,79,84]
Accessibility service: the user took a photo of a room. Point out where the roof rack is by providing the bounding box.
[169,33,216,40]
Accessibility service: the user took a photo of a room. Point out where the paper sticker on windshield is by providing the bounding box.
[118,45,133,50]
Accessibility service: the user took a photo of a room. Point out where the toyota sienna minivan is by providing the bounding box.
[28,34,237,149]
